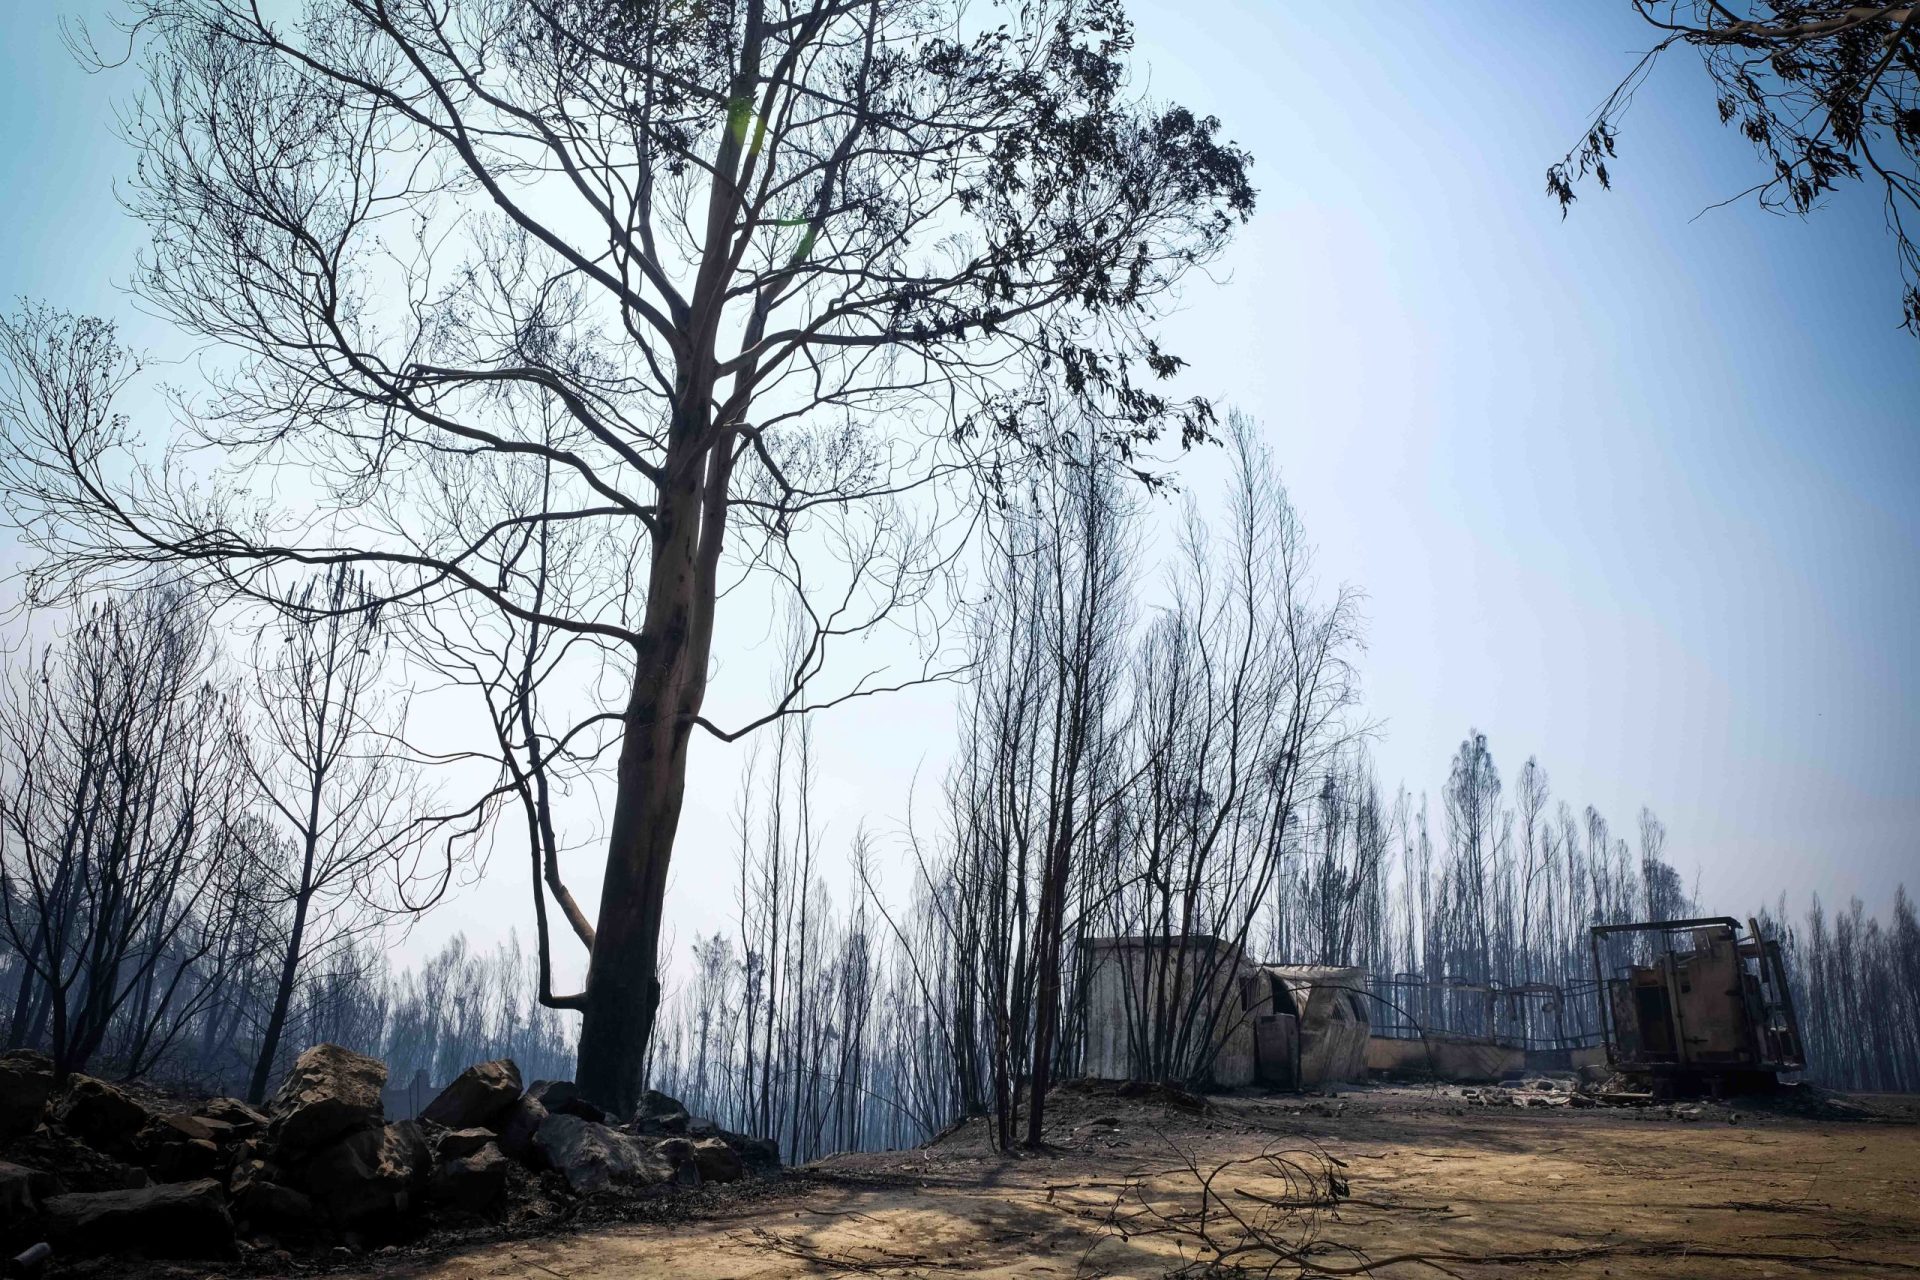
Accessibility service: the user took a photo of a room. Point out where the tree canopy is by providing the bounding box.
[10,0,1253,1111]
[1553,2,1920,333]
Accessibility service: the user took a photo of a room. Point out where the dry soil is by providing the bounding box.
[371,1082,1920,1280]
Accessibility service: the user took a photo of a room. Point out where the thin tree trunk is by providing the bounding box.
[248,883,313,1104]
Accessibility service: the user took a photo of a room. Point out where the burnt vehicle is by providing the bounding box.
[1590,916,1804,1093]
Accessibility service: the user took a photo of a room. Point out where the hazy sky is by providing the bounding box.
[2,2,1914,980]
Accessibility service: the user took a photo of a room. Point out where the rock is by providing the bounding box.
[41,1178,233,1258]
[428,1142,508,1211]
[195,1098,269,1137]
[156,1113,217,1143]
[652,1136,694,1173]
[419,1059,522,1131]
[268,1045,387,1153]
[0,1126,147,1194]
[0,1160,42,1223]
[531,1115,666,1194]
[0,1053,53,1141]
[435,1127,496,1160]
[525,1080,606,1123]
[631,1088,689,1135]
[228,1146,281,1200]
[732,1134,781,1172]
[52,1077,151,1151]
[494,1094,548,1165]
[251,1244,295,1273]
[134,1114,229,1183]
[232,1179,315,1230]
[685,1115,719,1138]
[691,1137,743,1184]
[303,1121,428,1228]
[147,1137,222,1183]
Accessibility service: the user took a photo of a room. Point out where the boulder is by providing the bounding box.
[195,1097,269,1136]
[303,1121,428,1228]
[232,1178,316,1230]
[691,1136,744,1184]
[195,1115,237,1144]
[0,1160,42,1224]
[52,1076,151,1151]
[650,1137,699,1186]
[420,1059,522,1130]
[428,1142,508,1211]
[268,1045,387,1153]
[135,1113,229,1181]
[0,1126,146,1193]
[631,1088,689,1135]
[145,1136,222,1183]
[494,1094,548,1165]
[228,1145,281,1200]
[41,1178,234,1259]
[738,1134,781,1172]
[531,1114,666,1194]
[155,1113,217,1143]
[435,1127,496,1160]
[0,1052,53,1140]
[525,1079,606,1123]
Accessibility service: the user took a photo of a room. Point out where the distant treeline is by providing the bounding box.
[2,445,1913,1157]
[0,575,571,1098]
[639,431,1920,1157]
[1763,892,1920,1094]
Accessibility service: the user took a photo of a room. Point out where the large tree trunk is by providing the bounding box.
[573,700,691,1115]
[574,446,729,1116]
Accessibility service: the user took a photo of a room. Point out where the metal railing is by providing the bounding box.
[1367,973,1605,1049]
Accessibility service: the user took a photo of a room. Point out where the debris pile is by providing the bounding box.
[1457,1077,1589,1109]
[0,1045,779,1269]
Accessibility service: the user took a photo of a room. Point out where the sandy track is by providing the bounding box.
[386,1087,1920,1280]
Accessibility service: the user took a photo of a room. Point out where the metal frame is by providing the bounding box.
[1367,973,1605,1050]
[1588,916,1805,1077]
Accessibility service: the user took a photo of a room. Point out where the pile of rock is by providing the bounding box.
[0,1045,779,1267]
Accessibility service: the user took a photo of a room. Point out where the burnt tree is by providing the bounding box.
[1553,2,1920,332]
[15,0,1251,1112]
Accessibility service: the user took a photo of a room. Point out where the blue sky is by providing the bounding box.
[1,2,1914,966]
[1118,0,1919,916]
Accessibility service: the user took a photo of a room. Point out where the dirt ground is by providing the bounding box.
[369,1083,1920,1280]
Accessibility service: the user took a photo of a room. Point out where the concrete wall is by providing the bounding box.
[1365,1037,1610,1081]
[1264,966,1371,1088]
[1082,937,1256,1088]
[1366,1036,1523,1081]
[1080,942,1375,1091]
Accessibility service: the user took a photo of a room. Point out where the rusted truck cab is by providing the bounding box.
[1591,916,1804,1094]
